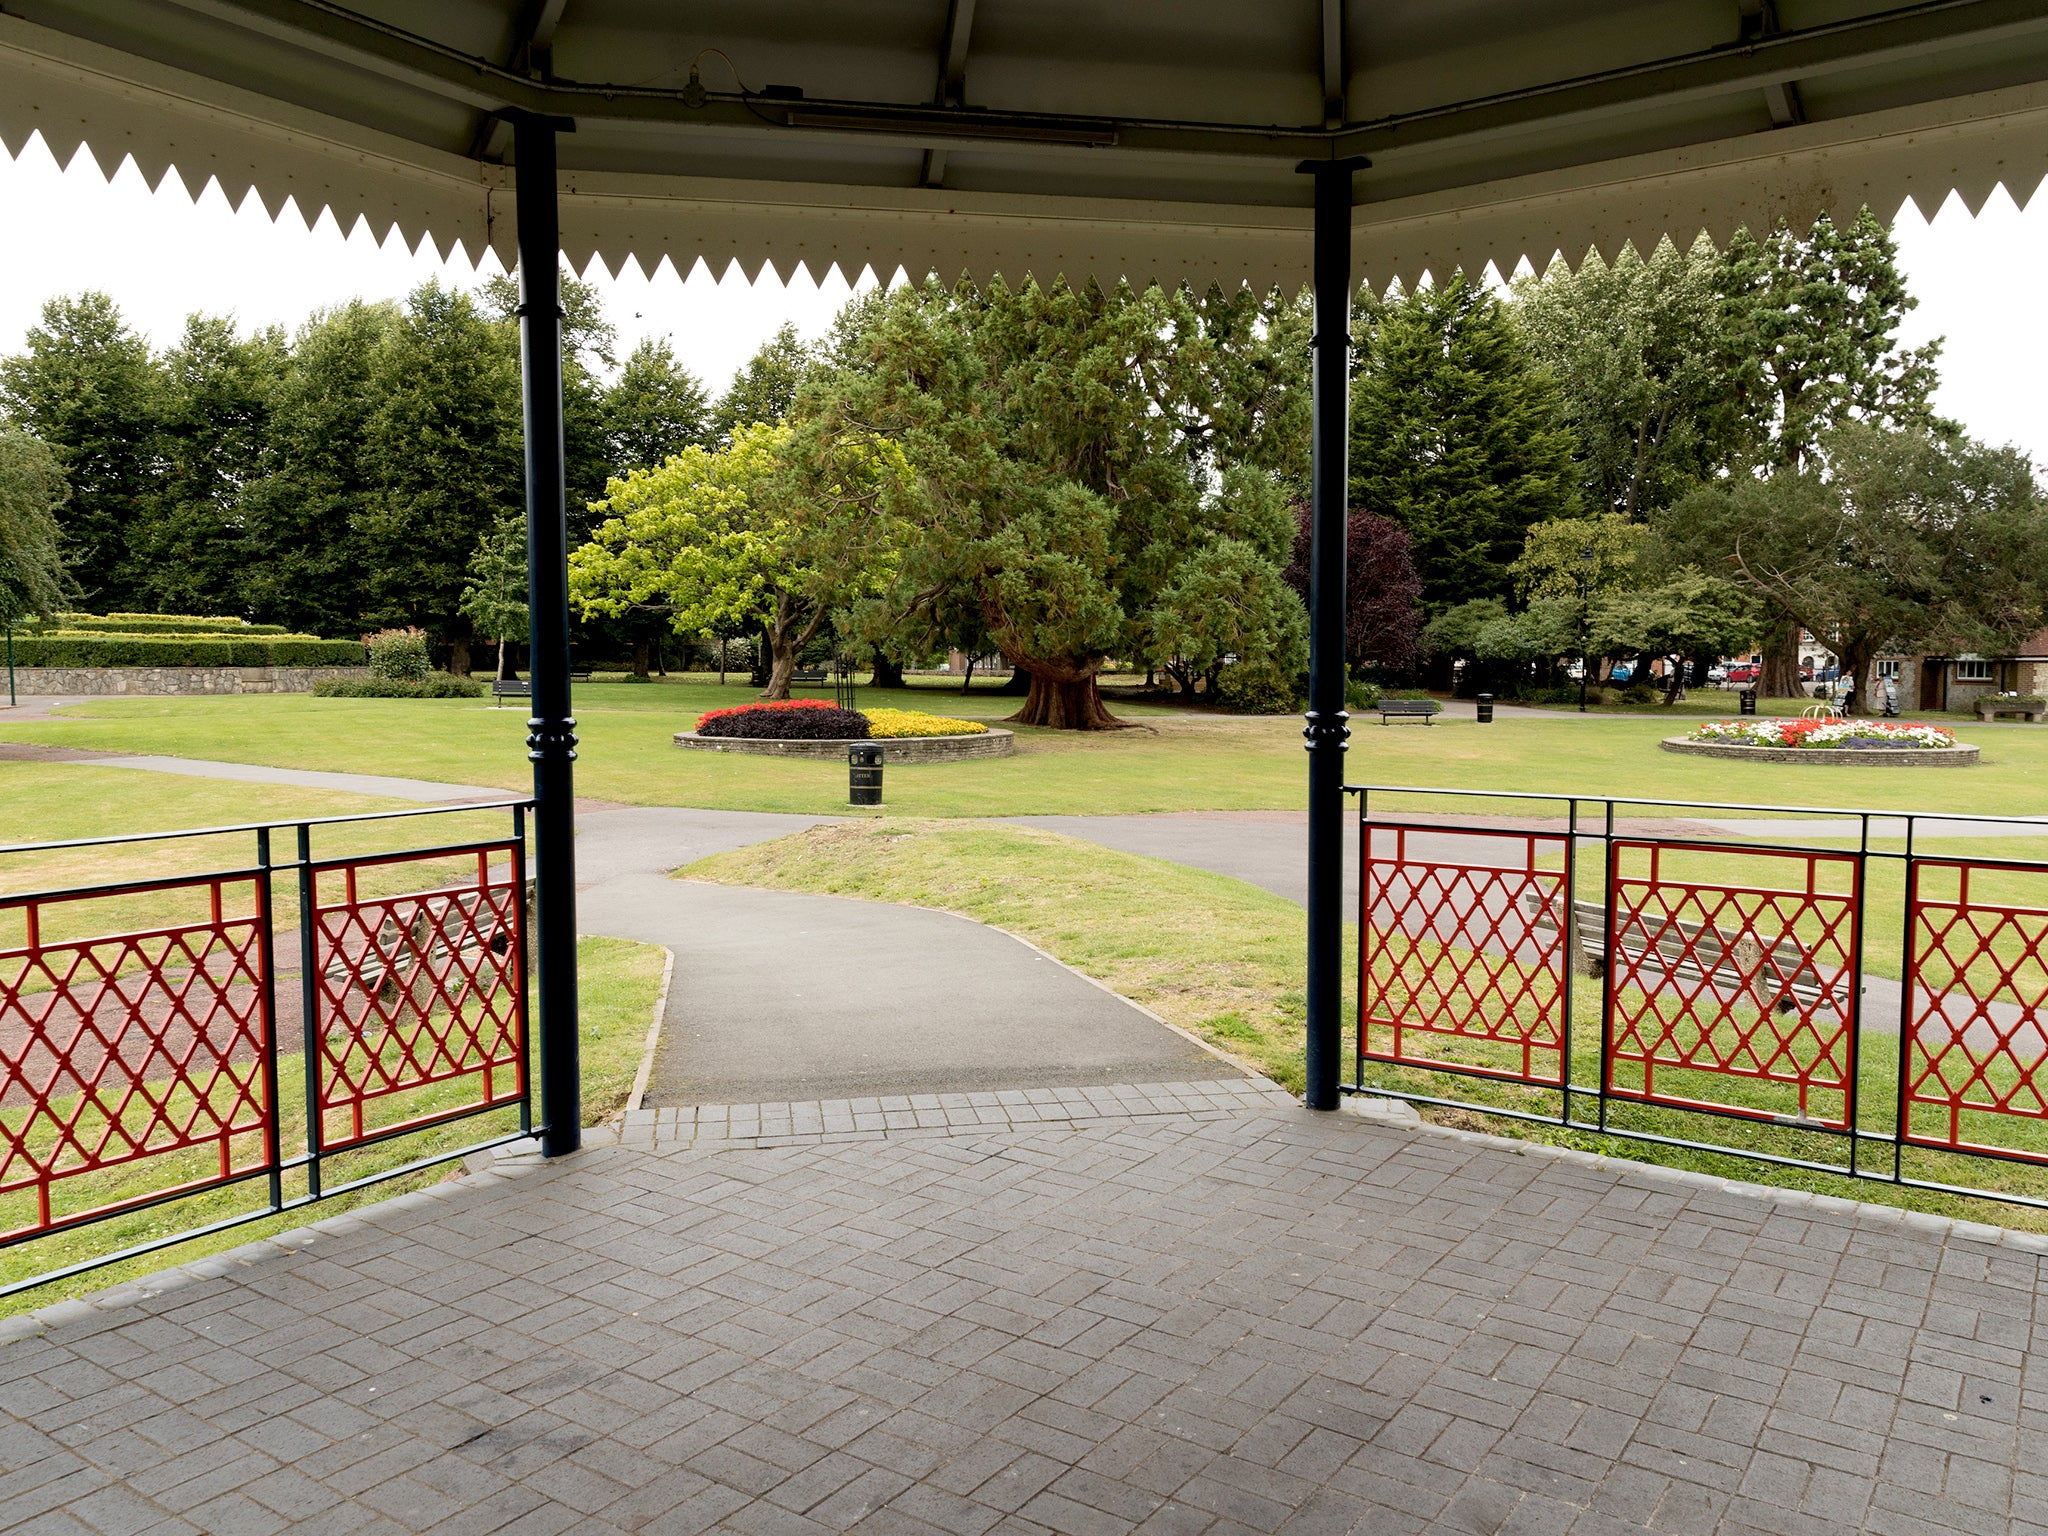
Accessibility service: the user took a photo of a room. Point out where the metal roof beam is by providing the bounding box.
[1321,0,1346,128]
[1737,0,1807,125]
[922,0,978,189]
[158,0,2048,163]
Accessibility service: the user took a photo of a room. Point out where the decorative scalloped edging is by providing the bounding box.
[1660,736,1979,766]
[673,728,1015,762]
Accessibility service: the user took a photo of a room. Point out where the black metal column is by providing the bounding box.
[1299,157,1365,1112]
[513,112,581,1156]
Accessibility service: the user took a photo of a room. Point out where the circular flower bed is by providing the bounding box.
[676,700,1012,760]
[1688,718,1958,749]
[1661,716,1978,766]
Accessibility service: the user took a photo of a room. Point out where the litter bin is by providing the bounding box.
[1476,693,1494,724]
[1739,689,1757,716]
[849,742,883,806]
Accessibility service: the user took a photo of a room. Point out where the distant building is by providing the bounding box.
[1872,627,2048,712]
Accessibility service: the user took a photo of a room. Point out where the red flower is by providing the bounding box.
[697,698,837,727]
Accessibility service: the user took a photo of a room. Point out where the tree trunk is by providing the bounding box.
[961,656,976,693]
[631,638,650,680]
[496,635,511,683]
[1759,613,1802,698]
[447,636,471,677]
[999,667,1031,695]
[1007,663,1127,730]
[718,637,726,685]
[871,651,906,689]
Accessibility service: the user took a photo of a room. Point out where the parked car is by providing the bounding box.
[1724,663,1758,685]
[1609,662,1635,684]
[1706,665,1729,684]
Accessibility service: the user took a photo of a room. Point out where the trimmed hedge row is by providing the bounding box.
[312,676,485,699]
[27,613,292,636]
[12,634,367,667]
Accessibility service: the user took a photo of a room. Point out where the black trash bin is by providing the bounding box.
[849,742,883,806]
[1739,689,1757,716]
[1476,693,1494,724]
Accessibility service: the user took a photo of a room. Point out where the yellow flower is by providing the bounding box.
[862,709,988,739]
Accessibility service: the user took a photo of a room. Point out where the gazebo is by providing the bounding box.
[5,0,2045,1143]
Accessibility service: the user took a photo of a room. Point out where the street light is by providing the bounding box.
[1577,541,1594,713]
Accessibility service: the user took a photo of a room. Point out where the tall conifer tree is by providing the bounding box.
[1349,273,1581,612]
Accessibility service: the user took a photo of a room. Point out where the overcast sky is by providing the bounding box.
[0,133,2039,465]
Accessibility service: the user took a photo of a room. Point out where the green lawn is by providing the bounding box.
[9,690,2048,819]
[689,820,2048,1232]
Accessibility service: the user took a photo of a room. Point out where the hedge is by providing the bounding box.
[28,613,291,636]
[11,633,367,668]
[312,675,485,699]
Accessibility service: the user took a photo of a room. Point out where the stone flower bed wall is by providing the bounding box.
[8,665,372,696]
[1661,736,1980,766]
[674,729,1015,762]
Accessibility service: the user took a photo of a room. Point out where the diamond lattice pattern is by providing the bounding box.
[1903,862,2048,1160]
[0,879,272,1241]
[1605,844,1858,1128]
[1361,831,1570,1087]
[311,857,524,1151]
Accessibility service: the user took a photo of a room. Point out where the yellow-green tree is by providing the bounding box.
[569,423,898,698]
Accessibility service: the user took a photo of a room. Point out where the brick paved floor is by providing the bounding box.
[4,1083,2046,1536]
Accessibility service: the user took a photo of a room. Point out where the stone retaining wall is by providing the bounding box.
[6,665,371,696]
[1660,736,1980,766]
[674,729,1014,763]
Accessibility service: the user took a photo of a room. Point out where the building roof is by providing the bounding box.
[4,1,2046,287]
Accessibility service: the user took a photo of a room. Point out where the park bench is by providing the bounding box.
[1520,891,1834,1010]
[1377,699,1441,725]
[491,679,530,707]
[791,665,828,685]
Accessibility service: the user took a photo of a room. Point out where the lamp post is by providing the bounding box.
[1577,542,1593,713]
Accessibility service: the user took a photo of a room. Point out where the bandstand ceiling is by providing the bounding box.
[2,0,2047,289]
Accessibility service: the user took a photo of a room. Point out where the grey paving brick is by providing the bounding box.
[4,1096,2041,1536]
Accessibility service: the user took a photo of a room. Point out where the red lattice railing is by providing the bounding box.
[1902,859,2048,1163]
[308,844,527,1152]
[0,874,276,1242]
[1603,840,1860,1129]
[1359,825,1571,1086]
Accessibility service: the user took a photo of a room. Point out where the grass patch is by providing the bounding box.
[11,695,2048,820]
[689,818,2048,1233]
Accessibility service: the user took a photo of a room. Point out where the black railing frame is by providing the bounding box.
[0,799,540,1298]
[1344,782,2048,1211]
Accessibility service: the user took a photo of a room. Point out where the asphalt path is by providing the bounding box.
[571,805,1239,1102]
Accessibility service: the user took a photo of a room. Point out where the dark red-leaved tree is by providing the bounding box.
[1284,503,1425,675]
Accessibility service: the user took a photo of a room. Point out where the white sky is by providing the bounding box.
[0,132,2041,463]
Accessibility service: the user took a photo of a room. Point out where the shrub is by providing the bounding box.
[863,709,988,739]
[696,699,870,739]
[312,675,485,699]
[366,627,431,683]
[1344,679,1383,711]
[1215,660,1301,715]
[11,632,366,667]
